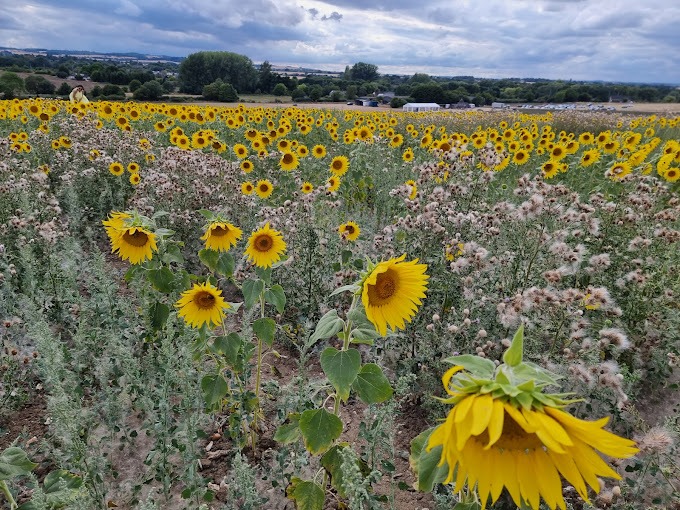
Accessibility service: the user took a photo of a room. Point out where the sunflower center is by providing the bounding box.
[260,184,269,192]
[254,234,273,252]
[283,153,293,163]
[345,225,355,234]
[211,226,230,237]
[122,230,149,247]
[333,160,343,170]
[194,291,216,310]
[367,269,398,305]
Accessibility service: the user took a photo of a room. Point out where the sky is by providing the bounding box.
[1,0,679,84]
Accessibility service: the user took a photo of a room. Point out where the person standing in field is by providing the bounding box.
[69,85,89,104]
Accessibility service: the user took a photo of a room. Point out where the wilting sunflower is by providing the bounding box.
[176,281,230,328]
[329,155,349,176]
[109,162,125,176]
[255,179,274,199]
[360,254,429,337]
[201,221,242,251]
[301,182,314,194]
[405,180,418,200]
[241,181,254,195]
[424,326,638,510]
[110,226,157,264]
[338,221,360,241]
[245,223,286,268]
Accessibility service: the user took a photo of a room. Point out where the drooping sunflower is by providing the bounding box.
[176,281,230,328]
[102,211,132,242]
[301,182,314,194]
[329,155,349,177]
[110,226,157,264]
[424,327,638,510]
[360,254,429,337]
[338,221,360,242]
[245,223,286,268]
[201,221,243,252]
[255,179,274,199]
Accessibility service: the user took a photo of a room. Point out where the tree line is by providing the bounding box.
[1,49,679,105]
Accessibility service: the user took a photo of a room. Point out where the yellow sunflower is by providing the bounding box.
[580,148,601,168]
[240,160,254,173]
[233,143,249,159]
[405,180,417,200]
[425,327,638,510]
[241,181,254,195]
[176,282,230,328]
[327,176,341,192]
[129,173,141,186]
[109,162,124,176]
[127,162,140,174]
[110,226,157,264]
[245,223,286,268]
[312,144,327,158]
[255,179,274,199]
[360,254,429,336]
[329,155,349,176]
[279,151,300,171]
[402,148,414,162]
[301,182,314,194]
[102,211,132,242]
[201,221,243,251]
[338,221,360,242]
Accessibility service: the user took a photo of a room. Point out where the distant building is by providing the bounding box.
[402,102,441,112]
[491,102,506,109]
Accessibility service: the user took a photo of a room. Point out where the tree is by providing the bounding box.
[258,61,276,93]
[133,80,164,100]
[308,84,323,101]
[0,72,24,99]
[179,51,258,94]
[24,74,55,95]
[56,82,72,96]
[345,85,358,100]
[410,73,431,84]
[290,87,306,100]
[128,79,142,92]
[411,83,445,103]
[272,83,288,96]
[202,79,238,102]
[390,97,407,108]
[350,62,379,81]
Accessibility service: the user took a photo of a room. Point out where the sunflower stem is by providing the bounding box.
[1,480,18,510]
[251,291,266,451]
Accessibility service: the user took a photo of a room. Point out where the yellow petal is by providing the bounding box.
[485,398,505,449]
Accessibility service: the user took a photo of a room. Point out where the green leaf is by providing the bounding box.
[149,302,170,331]
[162,243,185,265]
[42,469,83,505]
[298,408,343,455]
[320,444,369,498]
[124,264,142,282]
[274,416,301,444]
[264,284,286,314]
[212,333,243,368]
[146,266,175,293]
[253,317,276,347]
[197,209,215,220]
[341,250,352,264]
[503,324,524,367]
[200,374,228,408]
[255,266,272,284]
[320,348,361,403]
[330,284,360,297]
[0,447,37,480]
[286,478,325,510]
[347,307,380,344]
[310,309,344,343]
[409,428,448,492]
[215,252,235,277]
[198,249,219,272]
[442,354,496,379]
[242,279,265,309]
[352,363,393,404]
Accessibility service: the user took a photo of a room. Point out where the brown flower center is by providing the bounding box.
[254,234,273,252]
[332,160,343,170]
[259,183,269,192]
[283,153,294,164]
[194,291,216,310]
[345,225,355,235]
[122,229,149,247]
[211,225,230,237]
[367,268,398,305]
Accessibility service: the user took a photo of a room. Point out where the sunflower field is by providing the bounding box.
[1,98,679,510]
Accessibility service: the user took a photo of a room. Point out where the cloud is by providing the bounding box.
[321,12,342,21]
[114,0,142,17]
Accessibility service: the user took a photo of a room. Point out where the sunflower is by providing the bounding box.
[542,161,560,179]
[405,180,418,200]
[255,179,274,199]
[327,176,341,193]
[241,181,254,195]
[301,182,314,194]
[512,149,530,165]
[240,160,254,173]
[329,155,349,176]
[245,223,286,268]
[233,143,249,159]
[129,173,141,186]
[312,144,327,158]
[360,254,429,337]
[201,221,242,251]
[662,167,680,182]
[580,148,600,168]
[608,161,632,181]
[109,162,125,176]
[110,226,157,264]
[176,282,230,328]
[102,211,132,242]
[279,151,300,171]
[127,162,140,174]
[425,327,638,510]
[402,148,414,162]
[338,221,360,241]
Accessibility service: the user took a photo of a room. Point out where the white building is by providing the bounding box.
[402,102,441,112]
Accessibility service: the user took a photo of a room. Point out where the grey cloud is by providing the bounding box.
[307,8,318,18]
[321,12,342,21]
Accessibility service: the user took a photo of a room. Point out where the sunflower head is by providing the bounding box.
[110,225,158,264]
[338,221,360,242]
[201,221,243,252]
[245,223,286,268]
[176,281,230,328]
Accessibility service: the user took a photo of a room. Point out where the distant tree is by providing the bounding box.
[290,87,306,100]
[411,83,445,103]
[350,62,379,81]
[410,73,431,83]
[258,61,276,93]
[395,83,412,95]
[390,97,407,108]
[24,74,55,95]
[179,51,257,94]
[90,85,103,98]
[161,79,176,93]
[202,79,239,102]
[330,90,342,102]
[56,82,72,96]
[308,84,323,101]
[345,84,358,100]
[102,84,124,96]
[0,72,24,98]
[133,80,164,100]
[272,83,288,96]
[128,79,142,92]
[343,65,352,81]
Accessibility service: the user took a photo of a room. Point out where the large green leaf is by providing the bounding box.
[310,309,344,343]
[149,302,170,331]
[409,427,448,492]
[264,284,286,314]
[503,324,524,367]
[320,347,361,402]
[200,374,228,408]
[286,478,325,510]
[146,266,175,293]
[212,333,243,369]
[351,363,393,404]
[298,408,343,455]
[17,469,84,509]
[0,447,37,480]
[242,279,265,309]
[253,317,276,347]
[274,415,301,444]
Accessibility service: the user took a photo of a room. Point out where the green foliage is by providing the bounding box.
[0,71,24,98]
[179,51,257,94]
[24,74,56,95]
[133,80,163,100]
[272,83,288,96]
[202,78,239,102]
